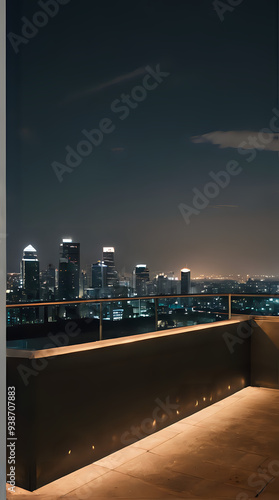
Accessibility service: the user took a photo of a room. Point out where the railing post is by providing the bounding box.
[155,297,158,330]
[99,302,103,341]
[228,294,232,320]
[43,305,48,324]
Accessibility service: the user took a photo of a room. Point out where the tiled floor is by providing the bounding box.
[7,387,279,499]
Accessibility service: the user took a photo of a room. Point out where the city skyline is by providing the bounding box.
[7,238,279,282]
[7,237,279,311]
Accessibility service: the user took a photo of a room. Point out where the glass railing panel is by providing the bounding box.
[7,302,101,350]
[7,306,44,326]
[102,298,156,340]
[231,296,279,316]
[9,294,279,351]
[156,296,228,330]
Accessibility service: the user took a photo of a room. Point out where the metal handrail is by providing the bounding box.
[6,292,279,309]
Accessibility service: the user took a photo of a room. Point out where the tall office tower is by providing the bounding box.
[80,270,87,298]
[92,261,107,289]
[58,238,80,300]
[156,273,167,295]
[181,268,191,295]
[102,247,118,287]
[21,245,40,301]
[133,265,150,296]
[84,263,92,288]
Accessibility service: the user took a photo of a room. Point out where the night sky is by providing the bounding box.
[7,0,279,277]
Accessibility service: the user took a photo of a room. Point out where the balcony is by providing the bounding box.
[6,294,279,497]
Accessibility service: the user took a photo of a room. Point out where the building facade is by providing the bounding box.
[181,268,191,295]
[21,245,40,301]
[58,239,80,300]
[102,247,118,287]
[133,265,150,296]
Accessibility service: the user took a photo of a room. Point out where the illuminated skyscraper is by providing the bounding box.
[133,265,150,296]
[92,261,107,289]
[102,247,118,287]
[156,273,167,295]
[21,245,40,300]
[181,268,191,295]
[58,238,80,300]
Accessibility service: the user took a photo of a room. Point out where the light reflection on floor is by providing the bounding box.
[7,387,279,499]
